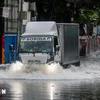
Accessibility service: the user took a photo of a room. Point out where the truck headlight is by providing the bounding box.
[47,64,57,73]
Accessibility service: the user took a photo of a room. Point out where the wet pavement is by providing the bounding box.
[0,79,100,100]
[0,51,100,99]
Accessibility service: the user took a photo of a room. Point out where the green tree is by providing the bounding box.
[78,9,99,24]
[36,0,100,23]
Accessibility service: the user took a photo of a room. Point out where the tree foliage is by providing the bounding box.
[78,0,100,24]
[36,0,100,24]
[79,9,99,24]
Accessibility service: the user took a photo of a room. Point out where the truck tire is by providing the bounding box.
[60,63,70,69]
[74,61,80,66]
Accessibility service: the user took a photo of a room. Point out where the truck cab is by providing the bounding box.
[18,21,59,64]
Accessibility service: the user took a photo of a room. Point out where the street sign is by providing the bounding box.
[2,7,9,18]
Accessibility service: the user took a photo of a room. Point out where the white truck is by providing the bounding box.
[18,21,80,67]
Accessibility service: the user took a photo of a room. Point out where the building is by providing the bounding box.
[0,0,35,63]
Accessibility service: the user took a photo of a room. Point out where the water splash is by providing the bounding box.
[9,61,25,73]
[0,51,100,80]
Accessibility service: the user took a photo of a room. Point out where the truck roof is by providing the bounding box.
[22,21,57,36]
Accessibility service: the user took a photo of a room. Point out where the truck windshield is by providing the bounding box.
[19,37,53,53]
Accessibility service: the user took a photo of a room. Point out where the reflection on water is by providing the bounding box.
[10,82,23,100]
[0,80,100,100]
[49,83,54,100]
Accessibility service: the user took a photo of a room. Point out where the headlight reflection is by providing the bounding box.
[50,84,54,100]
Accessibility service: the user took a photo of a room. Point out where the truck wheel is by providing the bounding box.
[74,61,80,66]
[60,63,70,69]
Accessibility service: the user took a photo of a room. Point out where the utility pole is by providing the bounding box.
[17,0,23,52]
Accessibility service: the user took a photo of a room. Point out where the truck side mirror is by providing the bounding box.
[9,44,14,53]
[56,45,60,51]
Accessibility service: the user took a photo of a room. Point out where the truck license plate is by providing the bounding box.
[28,60,40,64]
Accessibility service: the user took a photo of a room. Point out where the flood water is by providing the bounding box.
[0,51,100,100]
[1,80,100,100]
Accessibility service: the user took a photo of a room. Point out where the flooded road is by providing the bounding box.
[0,80,100,100]
[0,51,100,99]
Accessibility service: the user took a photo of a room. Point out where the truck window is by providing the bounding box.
[19,37,53,53]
